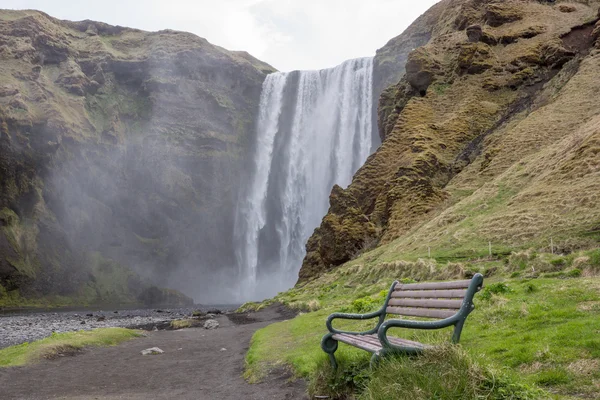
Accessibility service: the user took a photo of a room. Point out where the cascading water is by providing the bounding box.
[235,57,374,300]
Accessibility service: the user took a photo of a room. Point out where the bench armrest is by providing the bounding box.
[377,316,459,347]
[326,309,385,335]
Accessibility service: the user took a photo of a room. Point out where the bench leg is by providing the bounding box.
[370,353,380,369]
[328,353,338,370]
[321,333,339,369]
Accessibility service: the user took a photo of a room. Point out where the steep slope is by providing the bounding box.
[0,10,274,304]
[300,0,600,280]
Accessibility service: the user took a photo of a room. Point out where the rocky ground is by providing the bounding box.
[0,306,235,348]
[0,305,306,400]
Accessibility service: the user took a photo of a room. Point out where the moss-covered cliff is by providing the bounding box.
[0,10,274,305]
[300,0,600,281]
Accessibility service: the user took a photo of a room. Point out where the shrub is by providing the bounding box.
[566,268,582,278]
[341,291,386,314]
[524,282,537,293]
[480,282,511,300]
[588,248,600,267]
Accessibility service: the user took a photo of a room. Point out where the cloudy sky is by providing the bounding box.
[3,0,439,71]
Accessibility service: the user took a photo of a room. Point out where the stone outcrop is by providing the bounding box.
[0,10,274,304]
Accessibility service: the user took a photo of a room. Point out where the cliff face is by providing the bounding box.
[0,10,274,304]
[300,0,600,281]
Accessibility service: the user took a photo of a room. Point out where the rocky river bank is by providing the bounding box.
[0,306,235,348]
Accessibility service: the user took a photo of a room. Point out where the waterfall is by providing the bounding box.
[235,57,374,301]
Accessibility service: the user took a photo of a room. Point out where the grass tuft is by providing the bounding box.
[0,328,141,368]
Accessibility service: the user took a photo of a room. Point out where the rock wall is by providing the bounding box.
[0,10,274,304]
[299,0,600,281]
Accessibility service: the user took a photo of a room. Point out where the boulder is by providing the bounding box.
[405,48,438,95]
[141,347,164,355]
[203,319,219,330]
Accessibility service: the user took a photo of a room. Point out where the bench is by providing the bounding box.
[321,273,484,368]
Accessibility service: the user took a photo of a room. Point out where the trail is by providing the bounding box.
[0,306,306,400]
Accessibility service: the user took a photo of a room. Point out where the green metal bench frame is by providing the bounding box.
[321,273,484,368]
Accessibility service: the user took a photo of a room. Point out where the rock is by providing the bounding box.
[456,43,494,75]
[85,24,98,36]
[405,48,438,95]
[485,3,523,27]
[206,313,217,319]
[466,25,483,43]
[80,321,85,324]
[206,308,222,315]
[141,347,164,355]
[592,21,600,48]
[113,311,118,313]
[203,319,219,330]
[96,316,105,322]
[152,326,158,331]
[558,5,576,13]
[220,348,227,351]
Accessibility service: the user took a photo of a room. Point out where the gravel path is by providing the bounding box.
[0,305,306,399]
[0,306,233,348]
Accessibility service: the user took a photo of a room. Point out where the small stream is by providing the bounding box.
[0,305,238,349]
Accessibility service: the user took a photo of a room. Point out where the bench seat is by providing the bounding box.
[332,333,429,355]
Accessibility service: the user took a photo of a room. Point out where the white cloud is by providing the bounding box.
[2,0,440,71]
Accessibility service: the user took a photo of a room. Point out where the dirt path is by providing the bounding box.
[0,306,306,400]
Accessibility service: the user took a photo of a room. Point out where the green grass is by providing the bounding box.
[359,347,544,400]
[244,250,600,399]
[0,328,142,368]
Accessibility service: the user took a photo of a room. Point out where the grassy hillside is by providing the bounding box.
[300,0,600,281]
[243,249,600,399]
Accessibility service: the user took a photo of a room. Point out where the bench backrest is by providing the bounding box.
[385,276,483,320]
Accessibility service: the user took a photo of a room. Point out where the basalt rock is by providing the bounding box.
[405,48,440,95]
[466,25,483,42]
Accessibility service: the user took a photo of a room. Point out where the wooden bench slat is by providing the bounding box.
[395,280,473,291]
[358,334,428,349]
[332,333,381,353]
[388,298,463,309]
[390,289,467,299]
[386,306,457,319]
